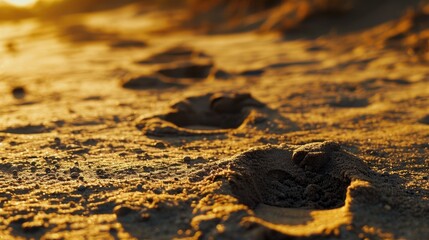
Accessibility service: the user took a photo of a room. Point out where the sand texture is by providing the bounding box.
[0,1,428,239]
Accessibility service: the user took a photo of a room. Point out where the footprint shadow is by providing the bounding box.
[418,114,429,125]
[115,203,191,240]
[136,46,209,65]
[8,214,50,239]
[121,74,184,90]
[156,61,214,80]
[1,124,53,134]
[110,39,147,49]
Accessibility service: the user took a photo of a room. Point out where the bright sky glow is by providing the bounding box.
[3,0,38,7]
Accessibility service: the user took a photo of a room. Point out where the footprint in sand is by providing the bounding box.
[189,142,378,238]
[110,39,147,49]
[135,92,268,136]
[120,63,228,90]
[228,141,371,209]
[135,45,231,81]
[156,62,214,80]
[418,114,429,125]
[121,74,184,90]
[135,46,209,64]
[1,124,53,134]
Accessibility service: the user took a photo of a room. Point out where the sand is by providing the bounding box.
[0,2,428,239]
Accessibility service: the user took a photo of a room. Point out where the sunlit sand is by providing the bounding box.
[0,1,428,239]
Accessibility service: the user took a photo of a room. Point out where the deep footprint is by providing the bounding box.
[228,141,370,209]
[136,92,266,136]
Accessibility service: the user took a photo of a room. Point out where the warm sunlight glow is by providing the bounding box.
[3,0,37,7]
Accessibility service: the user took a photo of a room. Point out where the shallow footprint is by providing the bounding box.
[329,95,369,108]
[136,92,266,136]
[1,124,53,134]
[110,39,147,49]
[121,74,183,90]
[156,61,214,80]
[136,46,209,64]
